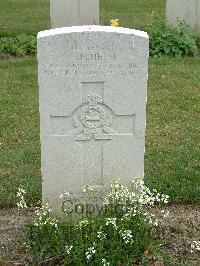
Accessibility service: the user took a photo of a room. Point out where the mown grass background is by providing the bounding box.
[0,0,50,36]
[0,0,166,36]
[0,0,200,207]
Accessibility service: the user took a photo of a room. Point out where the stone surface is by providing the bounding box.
[166,0,200,29]
[37,26,149,212]
[50,0,99,28]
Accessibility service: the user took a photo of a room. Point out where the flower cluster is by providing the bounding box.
[145,213,159,227]
[119,229,134,244]
[161,209,170,218]
[122,207,137,221]
[59,191,76,215]
[83,184,94,194]
[78,218,89,228]
[105,181,128,203]
[102,258,110,266]
[33,204,58,229]
[97,230,107,240]
[191,240,200,253]
[105,217,117,229]
[23,178,171,265]
[133,178,169,206]
[59,191,70,201]
[104,178,169,227]
[16,187,27,210]
[65,245,73,255]
[86,245,96,260]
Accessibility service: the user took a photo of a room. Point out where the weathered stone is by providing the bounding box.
[50,0,99,28]
[37,26,149,212]
[166,0,200,29]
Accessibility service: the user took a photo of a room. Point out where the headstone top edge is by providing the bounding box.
[37,25,149,39]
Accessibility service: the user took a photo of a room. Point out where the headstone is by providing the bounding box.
[166,0,200,29]
[50,0,99,28]
[37,26,149,212]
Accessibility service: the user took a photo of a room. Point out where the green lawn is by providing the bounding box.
[0,59,41,207]
[0,0,200,207]
[100,0,166,29]
[146,58,200,202]
[0,0,50,36]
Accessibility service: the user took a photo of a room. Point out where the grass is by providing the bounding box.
[0,57,200,207]
[100,0,166,29]
[0,0,50,37]
[0,0,200,207]
[145,58,200,202]
[0,0,166,37]
[0,59,41,207]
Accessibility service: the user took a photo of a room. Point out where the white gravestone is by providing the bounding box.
[166,0,200,29]
[50,0,99,28]
[37,26,149,212]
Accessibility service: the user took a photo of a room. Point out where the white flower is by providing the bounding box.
[105,217,117,229]
[16,187,27,210]
[59,191,70,200]
[102,258,110,265]
[161,209,170,218]
[154,219,159,227]
[78,219,89,228]
[119,229,134,244]
[123,207,137,220]
[105,217,116,225]
[191,240,200,253]
[102,178,170,233]
[65,245,73,255]
[83,184,93,193]
[86,246,96,260]
[97,231,107,240]
[33,204,58,229]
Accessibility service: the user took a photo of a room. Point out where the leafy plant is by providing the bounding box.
[0,34,36,57]
[19,179,170,265]
[147,16,199,57]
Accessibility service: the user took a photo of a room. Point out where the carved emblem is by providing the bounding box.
[81,105,105,129]
[70,94,115,141]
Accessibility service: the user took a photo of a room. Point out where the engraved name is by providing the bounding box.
[77,52,116,61]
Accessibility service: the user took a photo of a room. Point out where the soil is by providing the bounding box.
[0,204,199,265]
[0,208,34,265]
[155,204,200,265]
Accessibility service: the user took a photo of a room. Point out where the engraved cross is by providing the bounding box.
[51,82,135,186]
